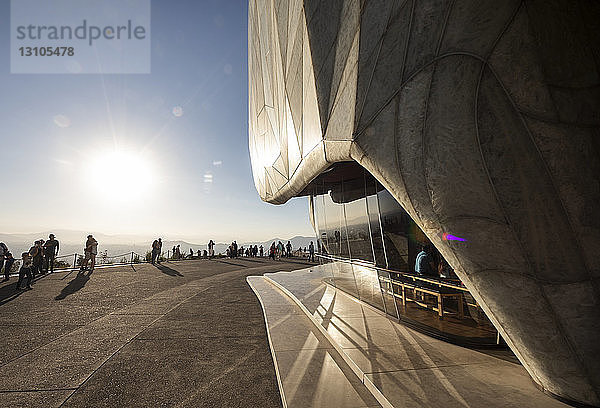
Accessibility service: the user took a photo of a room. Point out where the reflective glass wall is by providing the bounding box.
[310,164,499,346]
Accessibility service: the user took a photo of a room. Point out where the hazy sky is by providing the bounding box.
[0,0,314,242]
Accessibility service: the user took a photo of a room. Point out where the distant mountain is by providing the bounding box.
[0,230,203,259]
[0,230,316,258]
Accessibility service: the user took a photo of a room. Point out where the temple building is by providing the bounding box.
[248,1,600,406]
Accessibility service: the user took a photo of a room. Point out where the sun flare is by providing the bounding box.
[84,149,154,204]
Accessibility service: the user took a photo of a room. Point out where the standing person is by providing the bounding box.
[208,240,215,258]
[16,252,33,291]
[43,234,60,273]
[286,241,292,257]
[29,240,44,279]
[80,235,98,272]
[276,241,284,260]
[232,241,238,258]
[259,245,264,257]
[309,241,315,262]
[176,245,181,259]
[269,243,276,260]
[3,252,15,281]
[157,238,163,264]
[415,245,436,277]
[151,239,160,265]
[0,243,6,274]
[172,246,176,259]
[0,242,7,279]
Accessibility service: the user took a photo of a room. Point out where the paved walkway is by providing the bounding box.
[259,266,568,408]
[0,257,314,407]
[247,276,380,408]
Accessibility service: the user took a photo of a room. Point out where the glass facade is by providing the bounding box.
[310,165,499,346]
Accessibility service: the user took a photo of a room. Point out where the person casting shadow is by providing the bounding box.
[55,270,92,300]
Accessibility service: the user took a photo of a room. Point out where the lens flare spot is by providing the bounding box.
[172,106,184,117]
[442,233,467,242]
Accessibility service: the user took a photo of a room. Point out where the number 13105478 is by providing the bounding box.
[19,46,74,56]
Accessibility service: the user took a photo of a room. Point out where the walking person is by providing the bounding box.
[43,233,60,273]
[3,252,15,281]
[80,235,98,272]
[309,241,315,262]
[286,241,292,257]
[16,252,33,291]
[259,245,264,257]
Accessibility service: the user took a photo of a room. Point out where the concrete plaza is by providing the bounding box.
[0,257,313,407]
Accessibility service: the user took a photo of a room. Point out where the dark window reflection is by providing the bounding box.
[310,164,500,346]
[344,176,374,263]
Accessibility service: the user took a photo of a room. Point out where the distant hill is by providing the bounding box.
[0,230,316,258]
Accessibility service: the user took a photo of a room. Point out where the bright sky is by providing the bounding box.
[0,0,314,242]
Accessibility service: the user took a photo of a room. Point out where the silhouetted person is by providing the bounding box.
[309,241,315,262]
[3,252,14,281]
[43,233,60,273]
[157,238,163,263]
[151,239,160,265]
[208,240,215,258]
[30,240,44,278]
[0,242,8,280]
[80,235,98,272]
[16,252,33,290]
[259,245,263,257]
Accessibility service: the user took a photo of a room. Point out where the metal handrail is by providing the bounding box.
[316,253,469,292]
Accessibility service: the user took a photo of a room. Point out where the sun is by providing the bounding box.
[84,149,154,204]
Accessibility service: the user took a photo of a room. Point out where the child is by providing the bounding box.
[16,252,33,291]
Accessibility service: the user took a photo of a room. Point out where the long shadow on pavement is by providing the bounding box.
[55,271,92,300]
[216,260,249,268]
[156,264,184,277]
[0,282,27,306]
